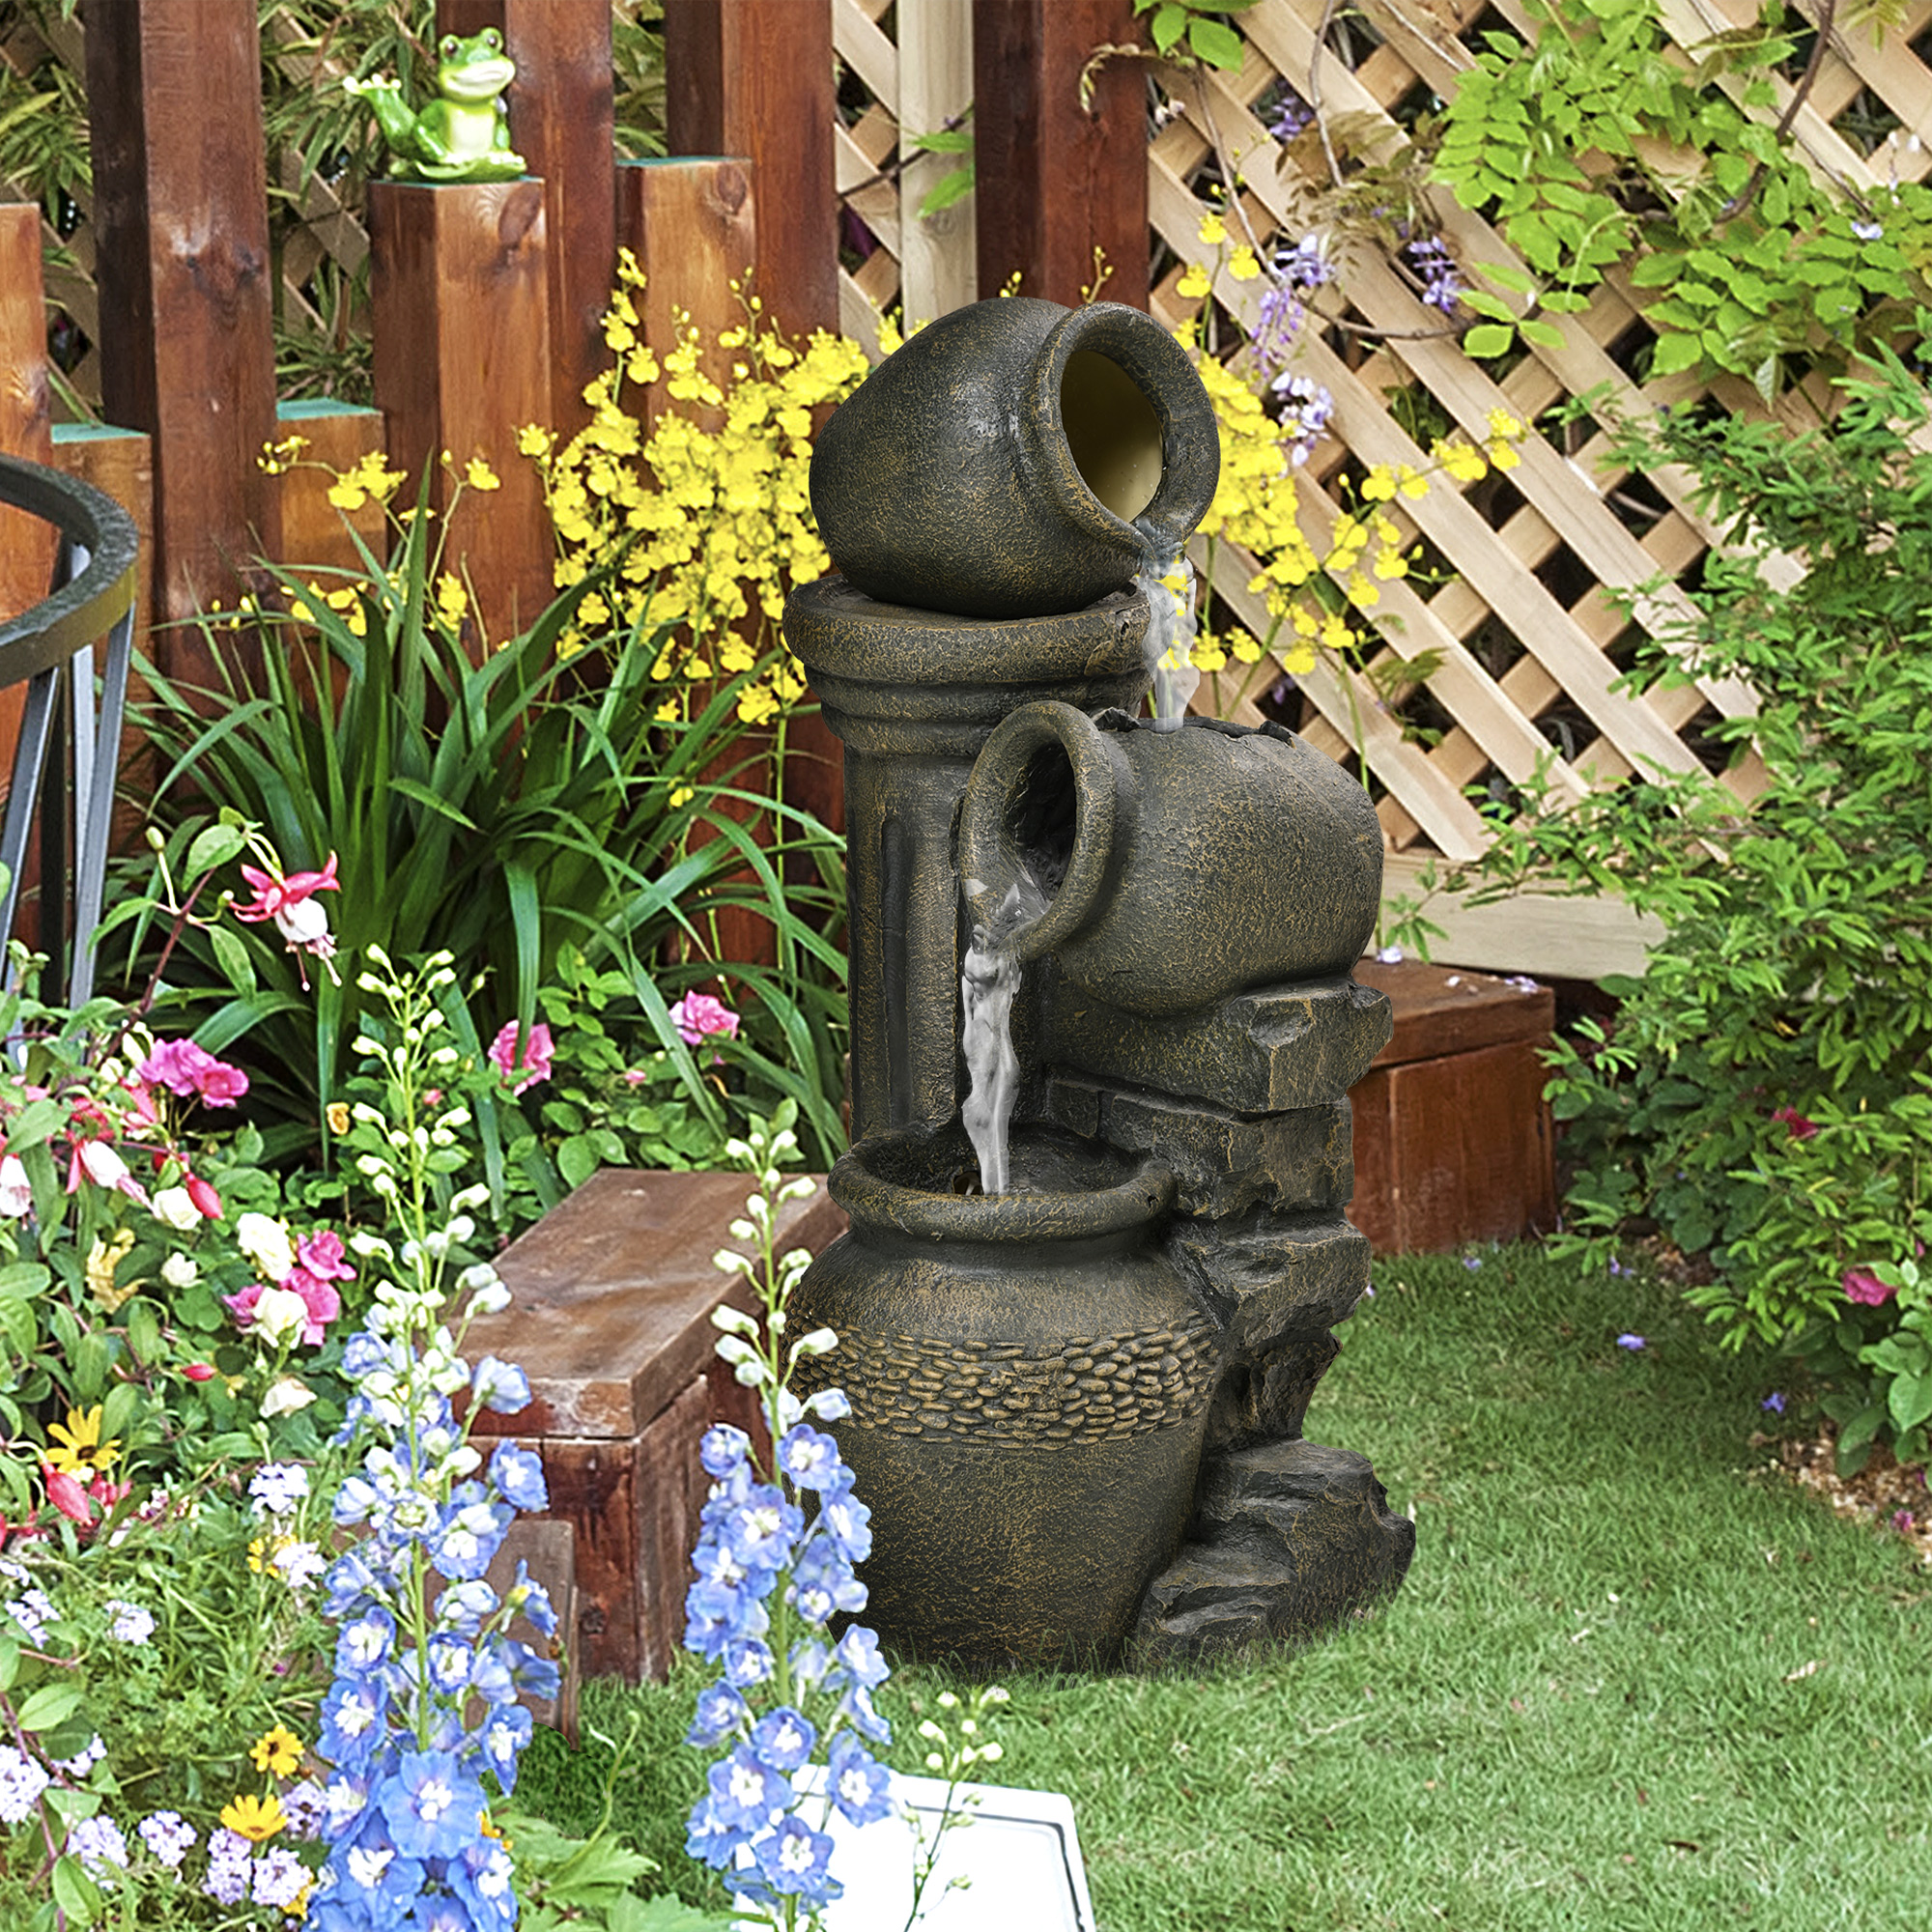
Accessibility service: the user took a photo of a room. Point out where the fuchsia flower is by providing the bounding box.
[1843,1267,1895,1307]
[224,1228,351,1346]
[1772,1105,1819,1141]
[185,1172,222,1220]
[233,853,340,965]
[669,991,740,1048]
[43,1466,94,1528]
[488,1020,554,1095]
[68,1137,149,1208]
[140,1038,249,1108]
[182,1363,216,1383]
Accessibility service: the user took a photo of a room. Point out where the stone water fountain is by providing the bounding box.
[783,298,1414,1668]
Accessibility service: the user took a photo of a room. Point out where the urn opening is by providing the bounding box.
[1060,350,1163,524]
[1007,741,1078,902]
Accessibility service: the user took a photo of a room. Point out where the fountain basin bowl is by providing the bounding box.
[793,1124,1218,1668]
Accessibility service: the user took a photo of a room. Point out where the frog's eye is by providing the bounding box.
[440,36,458,55]
[482,29,502,50]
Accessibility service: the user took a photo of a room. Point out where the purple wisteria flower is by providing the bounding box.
[1270,374,1335,468]
[1406,236,1464,313]
[1252,233,1338,369]
[1267,86,1314,141]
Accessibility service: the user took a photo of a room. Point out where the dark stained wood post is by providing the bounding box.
[662,0,838,344]
[366,179,554,648]
[0,204,55,624]
[269,401,388,577]
[82,0,279,655]
[616,157,758,432]
[972,0,1150,309]
[437,0,616,443]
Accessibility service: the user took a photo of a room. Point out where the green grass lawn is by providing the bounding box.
[518,1242,1932,1929]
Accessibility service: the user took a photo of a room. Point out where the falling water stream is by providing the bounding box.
[959,875,1047,1193]
[957,539,1199,1189]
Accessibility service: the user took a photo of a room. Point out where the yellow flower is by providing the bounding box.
[517,424,554,458]
[1488,408,1523,440]
[655,698,681,724]
[45,1405,120,1479]
[669,786,695,808]
[1227,245,1261,282]
[465,457,501,492]
[436,574,469,625]
[1487,440,1521,470]
[220,1793,287,1842]
[1197,212,1228,246]
[1282,641,1318,675]
[250,1725,303,1778]
[1433,439,1488,484]
[325,475,368,512]
[86,1230,139,1313]
[1176,264,1211,300]
[326,1102,352,1136]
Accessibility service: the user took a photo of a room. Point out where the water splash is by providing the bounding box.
[1131,537,1198,732]
[959,874,1047,1194]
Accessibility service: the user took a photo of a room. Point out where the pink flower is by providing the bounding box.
[223,1283,266,1330]
[1844,1267,1894,1306]
[1772,1105,1818,1141]
[233,853,340,969]
[283,1272,341,1345]
[185,1173,223,1220]
[182,1363,216,1383]
[43,1466,94,1528]
[488,1020,554,1095]
[69,1137,150,1208]
[668,991,740,1048]
[140,1038,249,1108]
[297,1230,355,1283]
[622,1068,651,1087]
[1891,1508,1916,1533]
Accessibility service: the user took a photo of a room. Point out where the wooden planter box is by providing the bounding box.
[469,1169,846,1683]
[1348,958,1557,1255]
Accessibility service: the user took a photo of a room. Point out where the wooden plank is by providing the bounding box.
[832,0,898,116]
[898,0,977,323]
[663,0,838,342]
[439,0,616,444]
[366,178,554,648]
[1379,847,1662,981]
[83,0,277,660]
[0,203,55,626]
[633,1373,711,1682]
[973,0,1150,307]
[616,157,758,434]
[1354,954,1554,1068]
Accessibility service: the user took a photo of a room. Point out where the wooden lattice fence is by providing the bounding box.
[1137,0,1932,972]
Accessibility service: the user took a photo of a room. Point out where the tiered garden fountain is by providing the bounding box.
[783,298,1415,1668]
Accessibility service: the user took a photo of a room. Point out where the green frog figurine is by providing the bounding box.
[347,28,526,184]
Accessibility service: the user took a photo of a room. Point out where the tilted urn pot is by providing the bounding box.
[958,700,1384,1016]
[791,1124,1220,1669]
[809,298,1220,619]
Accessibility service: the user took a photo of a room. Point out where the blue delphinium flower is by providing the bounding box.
[679,1108,899,1923]
[307,953,565,1930]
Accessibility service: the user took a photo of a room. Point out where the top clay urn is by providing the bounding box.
[810,298,1221,619]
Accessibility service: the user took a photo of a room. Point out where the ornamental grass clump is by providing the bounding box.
[677,1106,896,1926]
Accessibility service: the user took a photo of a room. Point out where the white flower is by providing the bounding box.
[151,1186,200,1233]
[251,1287,309,1347]
[261,1376,316,1418]
[78,1139,133,1192]
[274,895,333,953]
[236,1213,297,1282]
[160,1252,199,1289]
[0,1155,30,1217]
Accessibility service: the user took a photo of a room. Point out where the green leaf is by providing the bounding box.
[16,1681,84,1733]
[184,820,249,881]
[1519,317,1566,349]
[51,1857,99,1926]
[1648,330,1704,377]
[917,164,975,220]
[1463,322,1516,358]
[1151,2,1187,52]
[209,922,257,997]
[1188,16,1246,68]
[1460,289,1518,323]
[1889,1371,1932,1435]
[1473,260,1536,293]
[612,1896,737,1931]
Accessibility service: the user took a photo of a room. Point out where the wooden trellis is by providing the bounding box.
[832,0,976,357]
[1138,0,1932,974]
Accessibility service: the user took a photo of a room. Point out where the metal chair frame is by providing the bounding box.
[0,453,141,1008]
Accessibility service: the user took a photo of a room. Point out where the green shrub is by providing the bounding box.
[1419,353,1932,1466]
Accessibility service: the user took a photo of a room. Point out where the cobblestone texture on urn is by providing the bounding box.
[784,294,1412,1669]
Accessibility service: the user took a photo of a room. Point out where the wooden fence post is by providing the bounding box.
[662,0,838,344]
[972,0,1150,308]
[82,0,278,662]
[0,204,55,624]
[366,180,554,648]
[437,0,615,443]
[615,157,757,431]
[898,0,977,325]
